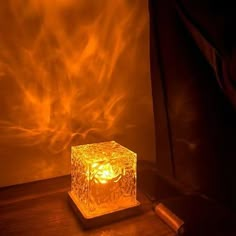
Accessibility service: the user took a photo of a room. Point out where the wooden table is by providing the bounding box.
[0,176,175,236]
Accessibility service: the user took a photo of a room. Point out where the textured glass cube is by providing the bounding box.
[71,141,137,218]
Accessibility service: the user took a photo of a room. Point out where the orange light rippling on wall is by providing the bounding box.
[0,0,147,153]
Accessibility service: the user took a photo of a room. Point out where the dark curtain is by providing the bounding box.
[176,0,236,109]
[149,0,236,210]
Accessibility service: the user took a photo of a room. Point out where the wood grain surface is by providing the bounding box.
[0,175,174,236]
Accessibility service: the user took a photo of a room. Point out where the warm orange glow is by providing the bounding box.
[91,162,122,184]
[0,1,148,154]
[71,141,138,218]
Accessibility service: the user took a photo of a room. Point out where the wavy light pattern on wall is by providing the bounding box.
[0,0,147,153]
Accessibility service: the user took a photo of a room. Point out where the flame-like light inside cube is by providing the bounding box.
[71,141,137,218]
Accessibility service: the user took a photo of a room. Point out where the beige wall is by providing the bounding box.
[0,0,155,187]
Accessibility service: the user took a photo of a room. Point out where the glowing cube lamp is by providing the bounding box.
[68,141,140,228]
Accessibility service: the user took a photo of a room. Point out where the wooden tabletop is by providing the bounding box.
[0,176,175,236]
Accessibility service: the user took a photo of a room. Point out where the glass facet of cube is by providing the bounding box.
[71,141,137,218]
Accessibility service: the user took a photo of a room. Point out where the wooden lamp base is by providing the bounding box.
[68,191,141,229]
